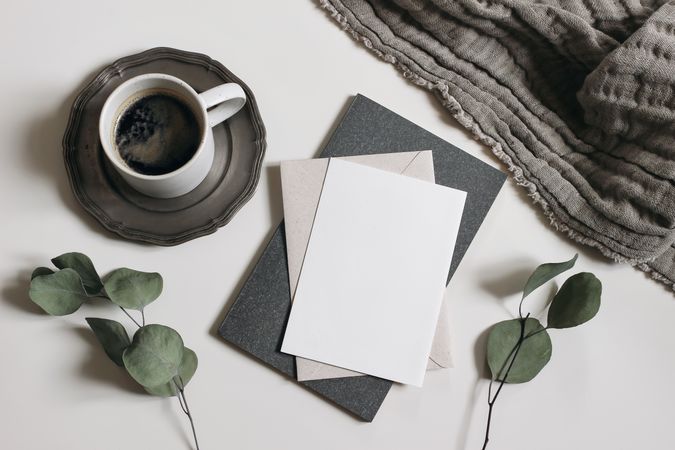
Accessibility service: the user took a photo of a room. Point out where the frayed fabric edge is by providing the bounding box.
[318,0,675,290]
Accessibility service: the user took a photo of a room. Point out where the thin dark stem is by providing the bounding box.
[141,309,146,326]
[482,314,529,450]
[485,341,519,417]
[180,389,200,450]
[523,326,548,340]
[118,306,142,328]
[172,378,199,450]
[176,388,189,415]
[482,395,496,449]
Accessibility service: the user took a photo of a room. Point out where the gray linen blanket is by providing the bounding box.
[320,0,675,288]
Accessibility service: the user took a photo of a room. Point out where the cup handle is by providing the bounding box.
[198,83,247,127]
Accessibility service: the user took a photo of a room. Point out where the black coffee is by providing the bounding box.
[114,90,201,175]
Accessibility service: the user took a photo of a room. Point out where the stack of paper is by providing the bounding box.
[279,153,467,387]
[218,94,506,421]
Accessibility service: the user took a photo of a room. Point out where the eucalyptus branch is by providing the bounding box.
[119,305,142,328]
[28,252,201,450]
[480,254,601,449]
[172,377,199,449]
[177,392,189,415]
[523,326,549,340]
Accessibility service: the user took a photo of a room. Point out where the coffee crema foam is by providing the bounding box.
[113,90,201,176]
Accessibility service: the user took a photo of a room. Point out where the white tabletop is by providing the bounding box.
[2,1,674,449]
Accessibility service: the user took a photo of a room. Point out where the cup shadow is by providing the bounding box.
[21,65,129,242]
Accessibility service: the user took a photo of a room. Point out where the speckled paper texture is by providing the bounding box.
[218,94,506,421]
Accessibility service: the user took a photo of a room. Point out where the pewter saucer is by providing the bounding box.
[63,47,266,245]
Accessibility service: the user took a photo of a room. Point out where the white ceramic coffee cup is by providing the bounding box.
[99,73,246,198]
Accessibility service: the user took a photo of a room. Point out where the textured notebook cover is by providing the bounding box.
[218,94,506,421]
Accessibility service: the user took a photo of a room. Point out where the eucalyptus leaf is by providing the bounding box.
[104,268,163,310]
[31,267,54,280]
[86,318,131,366]
[522,254,578,299]
[29,268,88,316]
[52,252,103,295]
[547,272,602,329]
[487,318,552,383]
[144,347,198,397]
[123,324,184,387]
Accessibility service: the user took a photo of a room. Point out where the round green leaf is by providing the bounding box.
[52,252,103,295]
[28,268,88,316]
[144,347,198,397]
[86,318,131,367]
[123,324,184,387]
[487,318,552,384]
[31,267,54,280]
[103,268,163,310]
[547,272,602,329]
[522,254,577,299]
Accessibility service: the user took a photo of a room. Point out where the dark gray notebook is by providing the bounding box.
[218,94,506,421]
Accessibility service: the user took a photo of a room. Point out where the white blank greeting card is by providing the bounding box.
[281,159,466,386]
[281,151,454,381]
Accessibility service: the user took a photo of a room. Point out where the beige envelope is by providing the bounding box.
[280,151,453,382]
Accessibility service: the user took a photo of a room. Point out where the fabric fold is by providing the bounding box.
[320,0,675,287]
